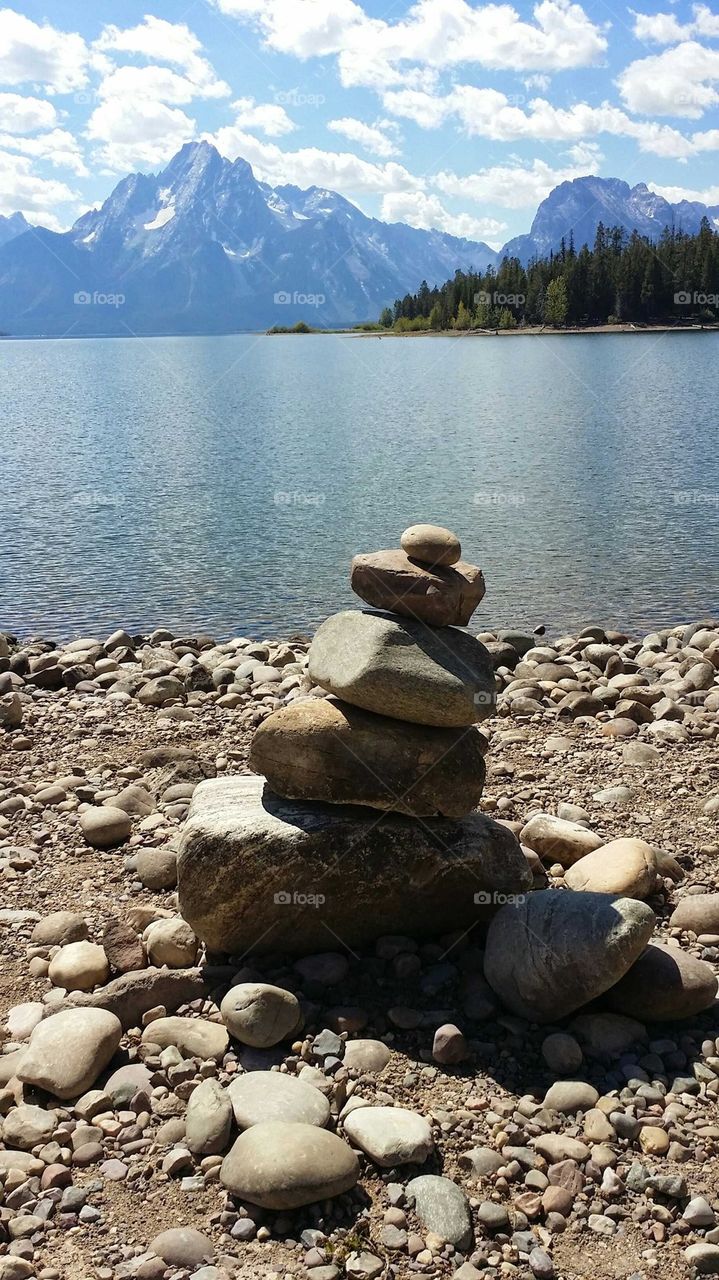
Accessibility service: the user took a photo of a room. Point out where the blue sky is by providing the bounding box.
[3,0,719,246]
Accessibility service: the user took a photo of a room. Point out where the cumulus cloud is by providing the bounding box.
[382,83,703,157]
[328,117,400,157]
[0,93,58,134]
[86,21,228,172]
[0,128,88,176]
[212,0,608,87]
[0,147,79,227]
[432,155,602,209]
[0,9,89,93]
[94,16,229,96]
[631,4,719,44]
[230,97,296,137]
[617,42,719,118]
[205,125,417,196]
[381,189,507,243]
[87,98,196,173]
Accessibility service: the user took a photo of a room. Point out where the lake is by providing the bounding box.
[1,331,718,641]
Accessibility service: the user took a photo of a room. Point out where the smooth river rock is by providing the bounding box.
[18,1009,122,1100]
[185,1078,233,1155]
[400,523,462,566]
[177,775,532,955]
[670,894,719,935]
[79,806,132,849]
[228,1070,330,1129]
[407,1174,473,1249]
[483,891,656,1022]
[48,941,109,992]
[350,549,485,627]
[249,697,487,818]
[140,1017,229,1061]
[605,942,718,1020]
[220,982,301,1048]
[519,814,603,868]
[564,838,658,899]
[220,1120,359,1209]
[343,1106,433,1166]
[307,610,495,727]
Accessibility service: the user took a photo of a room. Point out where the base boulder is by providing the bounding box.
[177,775,532,955]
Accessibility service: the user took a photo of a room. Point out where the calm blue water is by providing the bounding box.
[1,332,717,640]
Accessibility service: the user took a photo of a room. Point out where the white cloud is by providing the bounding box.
[231,97,296,136]
[381,189,507,243]
[328,116,400,157]
[0,9,89,93]
[433,156,601,209]
[0,92,58,134]
[0,147,78,228]
[205,125,417,196]
[617,42,719,118]
[86,99,196,173]
[96,65,225,107]
[382,83,701,157]
[649,180,719,204]
[94,16,229,95]
[212,0,608,88]
[0,128,88,176]
[631,4,719,44]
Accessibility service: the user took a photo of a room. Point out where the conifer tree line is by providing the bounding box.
[379,220,719,331]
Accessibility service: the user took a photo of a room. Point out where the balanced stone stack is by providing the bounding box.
[178,524,532,955]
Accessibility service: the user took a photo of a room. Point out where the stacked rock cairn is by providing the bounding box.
[176,523,532,958]
[251,521,494,817]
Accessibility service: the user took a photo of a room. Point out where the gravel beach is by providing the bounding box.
[1,614,718,1280]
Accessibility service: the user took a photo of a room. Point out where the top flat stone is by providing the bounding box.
[400,524,461,566]
[308,610,495,727]
[351,550,485,628]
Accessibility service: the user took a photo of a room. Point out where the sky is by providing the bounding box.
[2,0,719,247]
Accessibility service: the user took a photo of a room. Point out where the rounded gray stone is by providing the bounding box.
[220,1120,359,1209]
[228,1071,330,1129]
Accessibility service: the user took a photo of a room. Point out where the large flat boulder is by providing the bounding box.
[350,550,485,627]
[483,890,656,1023]
[249,697,487,818]
[307,610,495,727]
[177,775,532,956]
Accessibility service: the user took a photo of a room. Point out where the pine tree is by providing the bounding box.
[544,277,568,327]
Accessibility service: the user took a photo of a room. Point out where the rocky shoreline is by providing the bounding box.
[1,593,719,1280]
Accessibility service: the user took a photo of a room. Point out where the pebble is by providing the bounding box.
[343,1106,433,1166]
[79,805,132,848]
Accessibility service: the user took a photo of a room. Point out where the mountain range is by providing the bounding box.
[1,144,717,336]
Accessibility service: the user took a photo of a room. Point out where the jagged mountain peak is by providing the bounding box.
[0,144,496,335]
[501,174,719,264]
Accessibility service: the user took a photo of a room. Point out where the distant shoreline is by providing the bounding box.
[352,322,719,338]
[2,322,718,341]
